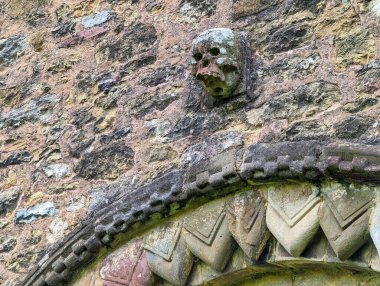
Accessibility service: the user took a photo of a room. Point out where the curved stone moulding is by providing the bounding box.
[21,141,380,286]
[78,183,380,286]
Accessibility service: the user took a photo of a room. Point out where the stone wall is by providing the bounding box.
[0,0,379,284]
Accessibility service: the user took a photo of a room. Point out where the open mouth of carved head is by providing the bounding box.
[191,28,241,98]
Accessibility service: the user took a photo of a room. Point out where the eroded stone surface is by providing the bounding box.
[184,200,236,272]
[191,28,243,98]
[227,191,269,260]
[100,240,154,286]
[319,181,374,260]
[266,183,321,257]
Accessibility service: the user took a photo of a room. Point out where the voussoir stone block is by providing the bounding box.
[227,190,270,261]
[100,240,154,286]
[320,143,380,183]
[183,149,241,195]
[266,183,321,257]
[144,222,193,286]
[184,200,236,272]
[319,181,373,260]
[240,141,321,181]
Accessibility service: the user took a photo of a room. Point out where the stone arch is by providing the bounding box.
[22,141,380,285]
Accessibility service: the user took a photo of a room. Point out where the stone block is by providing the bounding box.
[15,202,57,224]
[184,200,236,272]
[183,149,241,196]
[227,190,270,261]
[0,35,27,66]
[319,182,373,260]
[0,187,21,216]
[320,143,380,183]
[81,11,113,29]
[144,222,193,286]
[266,183,321,257]
[100,240,154,286]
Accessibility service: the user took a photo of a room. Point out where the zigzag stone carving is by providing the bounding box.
[184,200,236,272]
[226,190,269,261]
[370,203,380,259]
[144,222,193,286]
[100,240,153,286]
[266,183,321,257]
[77,182,380,286]
[319,181,373,260]
[21,141,380,286]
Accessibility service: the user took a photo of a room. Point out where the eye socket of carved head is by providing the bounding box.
[193,52,203,62]
[191,28,241,98]
[210,47,220,56]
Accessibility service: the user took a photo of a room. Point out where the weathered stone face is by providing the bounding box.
[191,28,241,98]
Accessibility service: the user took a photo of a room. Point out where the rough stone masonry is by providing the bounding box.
[0,0,379,285]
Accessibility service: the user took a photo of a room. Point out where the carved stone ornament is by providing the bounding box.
[21,142,380,286]
[143,222,193,286]
[191,28,243,98]
[99,240,153,286]
[319,182,373,260]
[184,200,236,272]
[370,204,380,258]
[226,191,269,261]
[266,183,321,257]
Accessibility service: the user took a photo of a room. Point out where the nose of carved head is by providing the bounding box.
[195,57,225,82]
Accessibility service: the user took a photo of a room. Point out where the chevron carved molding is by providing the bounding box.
[70,181,380,286]
[22,142,380,286]
[266,183,321,257]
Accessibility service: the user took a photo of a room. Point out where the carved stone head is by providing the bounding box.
[191,28,242,98]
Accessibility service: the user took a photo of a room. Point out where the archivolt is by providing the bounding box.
[22,141,380,286]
